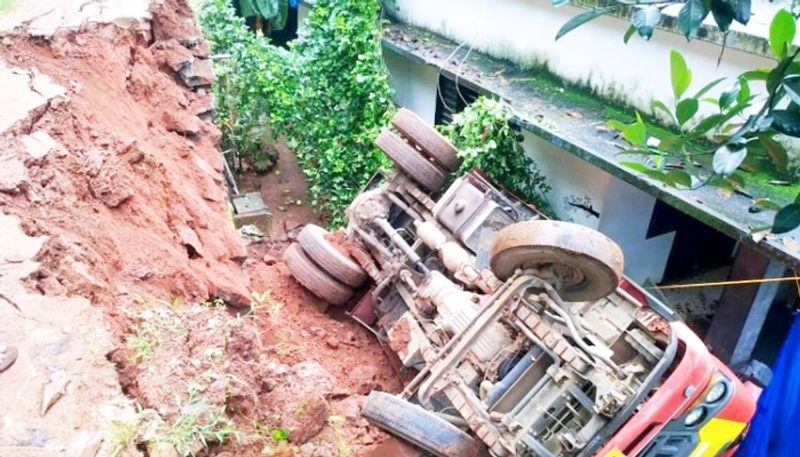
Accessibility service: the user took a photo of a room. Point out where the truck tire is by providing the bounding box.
[376,128,447,192]
[283,243,353,306]
[490,220,624,302]
[392,108,461,172]
[297,224,367,288]
[362,391,481,457]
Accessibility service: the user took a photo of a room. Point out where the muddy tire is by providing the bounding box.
[363,391,481,457]
[391,108,461,172]
[376,128,447,192]
[297,224,367,288]
[283,243,353,306]
[490,220,624,302]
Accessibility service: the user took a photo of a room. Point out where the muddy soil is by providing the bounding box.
[0,1,401,456]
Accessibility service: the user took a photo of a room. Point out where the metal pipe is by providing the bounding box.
[484,346,540,408]
[541,283,627,380]
[375,218,429,274]
[386,192,424,221]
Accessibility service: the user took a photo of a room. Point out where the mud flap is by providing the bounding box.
[362,391,482,457]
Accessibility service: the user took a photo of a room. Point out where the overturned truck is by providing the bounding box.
[284,109,759,457]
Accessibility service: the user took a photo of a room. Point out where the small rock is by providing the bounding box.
[262,442,295,457]
[162,111,200,137]
[41,370,71,416]
[286,395,330,444]
[65,429,102,457]
[263,254,278,266]
[178,59,214,87]
[151,39,194,73]
[21,131,60,160]
[177,225,204,258]
[325,338,339,349]
[0,156,29,194]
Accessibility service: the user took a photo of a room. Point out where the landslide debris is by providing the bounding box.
[0,1,401,456]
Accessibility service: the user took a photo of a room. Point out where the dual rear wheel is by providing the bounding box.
[283,224,367,306]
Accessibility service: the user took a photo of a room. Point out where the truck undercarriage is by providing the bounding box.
[283,109,756,456]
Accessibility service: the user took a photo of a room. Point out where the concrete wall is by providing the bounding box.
[391,0,773,120]
[384,49,439,123]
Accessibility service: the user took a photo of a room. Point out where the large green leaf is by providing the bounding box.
[623,24,637,44]
[773,203,800,234]
[783,77,800,106]
[730,0,751,25]
[677,0,710,38]
[692,113,726,135]
[607,112,647,146]
[719,84,740,109]
[632,6,662,40]
[670,50,692,99]
[737,76,751,104]
[665,169,693,188]
[770,9,796,59]
[693,77,725,99]
[651,99,676,124]
[760,135,788,171]
[772,110,800,137]
[710,0,735,31]
[556,7,616,40]
[676,98,699,125]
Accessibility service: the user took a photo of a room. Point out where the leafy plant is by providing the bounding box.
[555,0,754,42]
[200,0,394,227]
[160,388,241,456]
[444,97,552,213]
[608,10,800,234]
[270,427,289,442]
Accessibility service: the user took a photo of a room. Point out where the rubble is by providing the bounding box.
[0,0,403,455]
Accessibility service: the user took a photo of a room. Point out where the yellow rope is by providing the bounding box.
[652,276,800,290]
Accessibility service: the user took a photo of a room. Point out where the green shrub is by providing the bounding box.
[200,0,393,226]
[444,97,552,213]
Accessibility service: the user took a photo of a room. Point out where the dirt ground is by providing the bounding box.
[0,1,401,456]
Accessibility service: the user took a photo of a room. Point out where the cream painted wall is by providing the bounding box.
[384,49,439,123]
[392,0,773,119]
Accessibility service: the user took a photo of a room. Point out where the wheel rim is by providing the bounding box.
[490,220,624,302]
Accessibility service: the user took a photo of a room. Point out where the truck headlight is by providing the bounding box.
[705,381,727,404]
[684,406,707,427]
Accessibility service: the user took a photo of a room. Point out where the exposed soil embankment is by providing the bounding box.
[0,1,400,456]
[1,1,251,312]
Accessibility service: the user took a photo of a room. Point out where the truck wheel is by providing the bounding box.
[283,243,353,306]
[490,220,624,302]
[391,108,461,172]
[376,128,447,192]
[362,391,481,457]
[297,224,367,288]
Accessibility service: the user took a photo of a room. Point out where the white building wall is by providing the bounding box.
[384,49,439,124]
[391,0,773,119]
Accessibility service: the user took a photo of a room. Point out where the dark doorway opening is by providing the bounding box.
[435,74,479,125]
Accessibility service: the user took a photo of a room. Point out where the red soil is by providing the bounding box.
[0,1,402,454]
[1,14,251,316]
